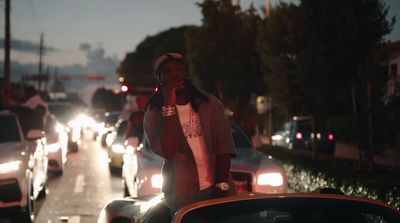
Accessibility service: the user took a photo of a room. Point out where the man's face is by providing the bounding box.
[160,60,188,86]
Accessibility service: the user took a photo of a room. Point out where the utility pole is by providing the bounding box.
[367,81,373,172]
[266,0,270,17]
[38,33,44,91]
[3,0,11,106]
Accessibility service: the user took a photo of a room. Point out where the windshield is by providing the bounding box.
[48,104,76,123]
[117,121,128,137]
[0,116,21,143]
[182,198,400,223]
[231,125,252,149]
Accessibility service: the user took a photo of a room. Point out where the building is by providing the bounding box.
[381,40,400,104]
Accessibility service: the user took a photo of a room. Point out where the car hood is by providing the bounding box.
[0,142,26,162]
[231,148,282,173]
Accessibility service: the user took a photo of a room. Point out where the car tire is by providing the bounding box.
[37,182,48,200]
[54,168,63,176]
[69,142,79,153]
[123,180,130,197]
[13,183,34,223]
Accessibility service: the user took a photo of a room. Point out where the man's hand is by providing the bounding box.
[162,80,184,105]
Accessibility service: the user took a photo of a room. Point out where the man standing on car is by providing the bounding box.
[144,53,237,215]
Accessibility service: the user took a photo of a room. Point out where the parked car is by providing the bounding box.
[107,119,128,171]
[122,124,287,198]
[44,115,69,175]
[0,111,48,223]
[48,102,81,152]
[98,191,400,223]
[271,116,335,154]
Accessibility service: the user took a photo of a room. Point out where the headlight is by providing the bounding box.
[111,144,125,153]
[55,123,65,133]
[151,174,163,189]
[271,135,283,141]
[47,143,60,152]
[0,161,21,174]
[257,172,283,187]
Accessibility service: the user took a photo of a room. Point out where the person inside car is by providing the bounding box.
[143,53,237,221]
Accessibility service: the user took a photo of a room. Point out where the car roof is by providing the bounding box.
[174,193,397,222]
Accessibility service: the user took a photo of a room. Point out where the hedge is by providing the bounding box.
[261,146,400,209]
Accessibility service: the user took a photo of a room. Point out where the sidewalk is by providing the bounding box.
[335,142,400,168]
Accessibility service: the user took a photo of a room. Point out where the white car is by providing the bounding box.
[107,120,128,171]
[0,111,48,223]
[122,124,287,198]
[44,115,69,175]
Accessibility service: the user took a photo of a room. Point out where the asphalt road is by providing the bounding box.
[3,131,122,223]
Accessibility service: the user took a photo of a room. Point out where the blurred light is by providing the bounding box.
[316,133,321,140]
[0,161,21,174]
[106,133,115,147]
[47,143,60,152]
[257,173,283,186]
[138,143,143,151]
[271,135,283,141]
[151,174,163,189]
[119,77,125,82]
[114,89,121,94]
[55,123,65,134]
[121,85,128,92]
[296,132,303,140]
[111,144,125,154]
[328,134,334,141]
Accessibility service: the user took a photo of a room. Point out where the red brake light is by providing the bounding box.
[121,85,128,92]
[328,134,334,141]
[296,132,303,140]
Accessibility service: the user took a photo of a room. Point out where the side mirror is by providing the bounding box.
[27,129,45,140]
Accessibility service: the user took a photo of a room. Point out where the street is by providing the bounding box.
[2,132,121,223]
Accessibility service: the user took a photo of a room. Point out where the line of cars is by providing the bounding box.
[271,116,336,154]
[0,104,85,223]
[96,111,288,198]
[97,115,399,222]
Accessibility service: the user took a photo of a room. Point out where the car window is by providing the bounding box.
[44,116,57,134]
[283,121,291,131]
[181,198,399,223]
[48,104,75,124]
[231,125,252,149]
[296,120,312,133]
[0,116,21,143]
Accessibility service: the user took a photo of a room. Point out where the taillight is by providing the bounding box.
[328,134,334,141]
[296,132,303,140]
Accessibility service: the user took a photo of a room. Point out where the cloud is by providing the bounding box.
[1,43,119,94]
[0,39,57,53]
[77,43,119,76]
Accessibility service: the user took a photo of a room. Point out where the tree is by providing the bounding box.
[186,0,265,102]
[91,88,122,111]
[117,26,192,89]
[258,0,394,117]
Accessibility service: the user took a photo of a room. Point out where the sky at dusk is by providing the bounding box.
[0,0,399,81]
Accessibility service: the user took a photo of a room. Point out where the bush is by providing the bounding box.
[262,146,400,209]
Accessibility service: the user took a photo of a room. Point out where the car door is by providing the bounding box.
[32,137,47,197]
[123,141,139,194]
